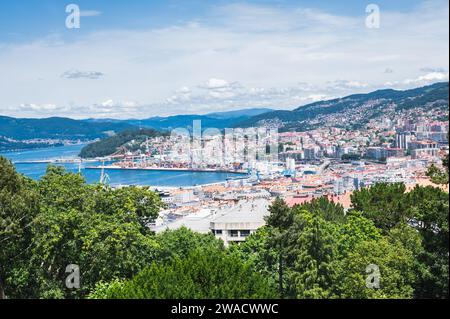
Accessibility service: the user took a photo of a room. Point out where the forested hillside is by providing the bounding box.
[79,128,166,158]
[0,116,136,140]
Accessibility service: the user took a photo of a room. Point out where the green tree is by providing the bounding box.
[350,183,410,231]
[259,197,421,299]
[155,227,224,262]
[289,210,338,298]
[426,154,449,185]
[2,164,164,298]
[228,227,278,287]
[406,185,449,298]
[295,196,346,223]
[350,183,449,298]
[89,248,277,299]
[0,157,38,299]
[93,185,163,229]
[335,211,382,256]
[265,198,295,297]
[334,237,416,298]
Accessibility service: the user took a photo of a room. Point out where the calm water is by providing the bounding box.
[0,144,244,187]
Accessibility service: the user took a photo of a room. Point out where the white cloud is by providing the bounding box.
[326,80,369,91]
[0,1,448,119]
[203,78,232,90]
[100,99,115,107]
[385,70,449,88]
[404,71,449,85]
[17,103,68,112]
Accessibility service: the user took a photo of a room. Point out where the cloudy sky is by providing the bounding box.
[0,0,448,119]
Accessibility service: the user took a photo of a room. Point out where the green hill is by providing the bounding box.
[0,116,136,140]
[235,82,449,130]
[79,128,167,158]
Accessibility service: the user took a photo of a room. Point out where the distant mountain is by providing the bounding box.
[82,108,274,131]
[0,108,275,151]
[235,82,449,130]
[205,108,274,119]
[128,114,236,131]
[77,108,274,158]
[0,116,136,141]
[126,108,275,131]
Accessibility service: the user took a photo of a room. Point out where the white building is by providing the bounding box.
[152,199,270,247]
[174,190,195,203]
[210,199,269,246]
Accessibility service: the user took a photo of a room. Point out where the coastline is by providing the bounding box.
[85,165,248,175]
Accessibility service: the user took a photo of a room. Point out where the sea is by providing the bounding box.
[0,144,244,188]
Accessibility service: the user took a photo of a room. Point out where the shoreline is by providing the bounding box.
[85,165,248,175]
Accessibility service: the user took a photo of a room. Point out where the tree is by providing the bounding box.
[406,185,449,298]
[335,211,381,256]
[2,164,164,298]
[93,185,163,230]
[155,227,224,262]
[0,157,38,299]
[295,197,346,223]
[350,183,410,231]
[261,197,421,299]
[426,154,449,185]
[334,237,416,299]
[350,183,449,298]
[290,210,338,298]
[228,227,278,287]
[79,128,165,158]
[265,198,295,297]
[88,248,277,299]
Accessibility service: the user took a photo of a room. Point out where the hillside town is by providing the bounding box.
[106,115,450,244]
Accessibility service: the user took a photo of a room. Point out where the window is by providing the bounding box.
[229,230,239,237]
[215,229,223,235]
[240,230,251,237]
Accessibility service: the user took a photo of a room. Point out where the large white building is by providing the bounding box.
[152,198,270,247]
[210,199,269,246]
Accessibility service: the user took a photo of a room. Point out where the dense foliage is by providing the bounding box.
[89,248,277,299]
[0,158,164,298]
[231,185,448,299]
[426,153,449,185]
[1,156,448,299]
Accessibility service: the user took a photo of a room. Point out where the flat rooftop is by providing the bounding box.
[153,198,270,233]
[212,198,269,224]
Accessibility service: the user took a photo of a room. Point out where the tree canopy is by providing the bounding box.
[1,155,448,299]
[89,248,277,299]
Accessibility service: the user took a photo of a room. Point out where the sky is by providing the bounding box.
[0,0,448,119]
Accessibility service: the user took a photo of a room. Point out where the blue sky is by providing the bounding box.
[0,0,448,118]
[0,0,425,42]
